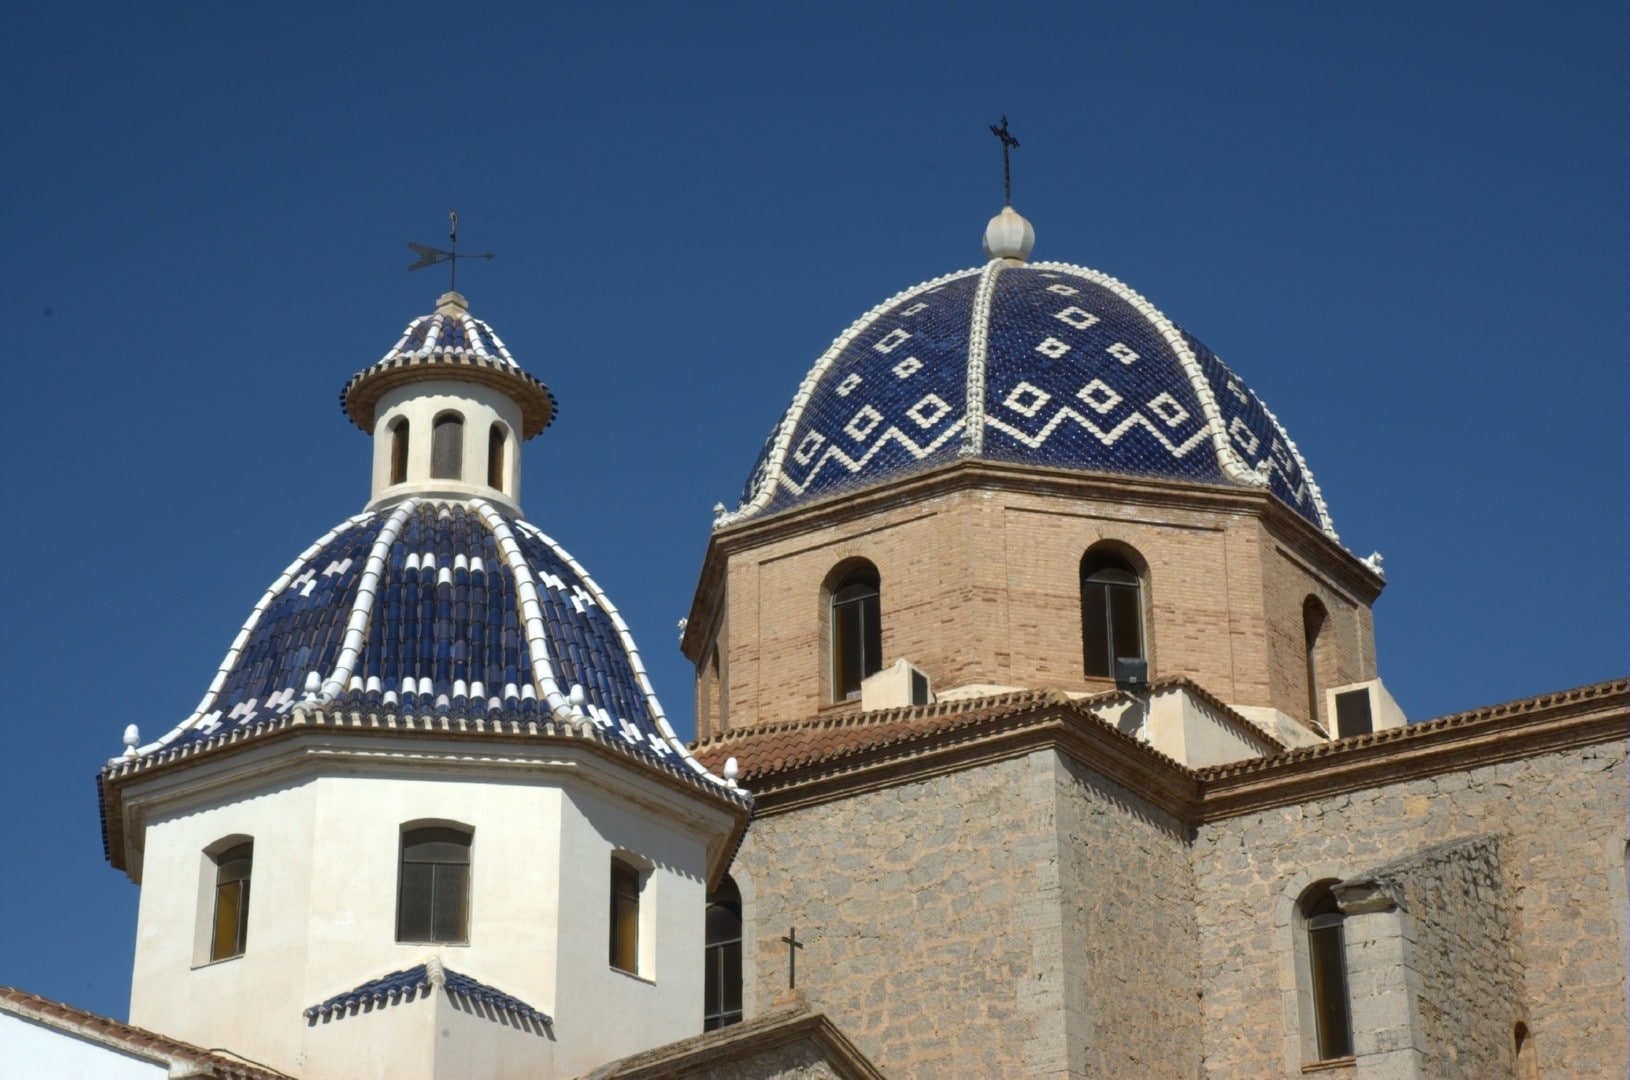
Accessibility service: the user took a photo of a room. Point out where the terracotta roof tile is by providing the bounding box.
[0,986,292,1078]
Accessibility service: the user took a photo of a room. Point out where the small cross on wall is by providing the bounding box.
[780,926,805,990]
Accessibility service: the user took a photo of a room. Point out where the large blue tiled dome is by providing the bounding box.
[134,500,694,770]
[723,258,1338,540]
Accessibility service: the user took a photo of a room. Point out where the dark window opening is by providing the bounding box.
[610,857,641,973]
[431,413,464,480]
[487,423,506,490]
[1335,688,1374,739]
[1304,885,1353,1061]
[1082,553,1144,679]
[1304,598,1328,725]
[210,842,252,961]
[704,876,743,1030]
[389,419,410,485]
[397,826,471,944]
[831,568,881,700]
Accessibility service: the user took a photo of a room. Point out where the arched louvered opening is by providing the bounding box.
[431,412,464,480]
[487,422,507,491]
[389,418,411,485]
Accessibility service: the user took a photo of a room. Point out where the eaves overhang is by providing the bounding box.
[99,705,752,887]
[692,678,1626,828]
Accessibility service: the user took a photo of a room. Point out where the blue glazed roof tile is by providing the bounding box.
[723,262,1339,541]
[304,961,551,1026]
[143,499,699,777]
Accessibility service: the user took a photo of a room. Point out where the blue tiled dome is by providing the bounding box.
[341,291,557,438]
[138,499,693,772]
[724,261,1338,539]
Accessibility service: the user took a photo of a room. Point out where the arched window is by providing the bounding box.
[829,564,881,700]
[389,418,410,485]
[1304,597,1328,726]
[704,876,743,1030]
[1300,883,1353,1061]
[487,423,506,490]
[1081,551,1144,679]
[397,825,471,944]
[209,841,252,961]
[430,412,464,480]
[610,856,642,973]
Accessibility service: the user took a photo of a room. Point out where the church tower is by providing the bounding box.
[99,289,750,1079]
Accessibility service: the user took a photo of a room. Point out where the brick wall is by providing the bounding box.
[706,475,1375,734]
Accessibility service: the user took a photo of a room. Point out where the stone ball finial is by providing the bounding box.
[983,206,1035,263]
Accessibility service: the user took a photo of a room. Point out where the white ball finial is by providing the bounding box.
[723,757,740,784]
[983,206,1035,263]
[122,724,140,760]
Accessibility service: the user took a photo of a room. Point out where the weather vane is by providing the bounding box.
[989,115,1020,206]
[408,211,495,292]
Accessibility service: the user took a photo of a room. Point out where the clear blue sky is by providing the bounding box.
[3,2,1624,1020]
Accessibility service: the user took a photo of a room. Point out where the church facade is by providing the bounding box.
[2,202,1622,1078]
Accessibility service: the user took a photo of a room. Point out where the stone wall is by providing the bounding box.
[1194,742,1627,1078]
[739,752,1069,1077]
[1055,755,1200,1078]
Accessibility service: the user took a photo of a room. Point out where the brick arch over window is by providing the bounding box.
[821,557,882,702]
[1080,542,1150,680]
[1303,595,1339,729]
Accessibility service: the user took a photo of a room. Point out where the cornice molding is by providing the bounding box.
[683,458,1382,659]
[710,680,1627,828]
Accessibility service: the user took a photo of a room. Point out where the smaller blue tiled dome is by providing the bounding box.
[724,257,1338,540]
[135,499,697,775]
[342,291,557,438]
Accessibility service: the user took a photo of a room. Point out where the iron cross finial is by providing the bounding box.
[407,210,495,292]
[989,115,1020,206]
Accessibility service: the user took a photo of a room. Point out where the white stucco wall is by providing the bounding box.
[0,1012,168,1079]
[368,379,525,513]
[121,736,732,1077]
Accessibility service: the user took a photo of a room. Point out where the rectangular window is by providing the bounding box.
[1335,689,1374,739]
[210,843,252,961]
[610,858,641,973]
[397,827,471,944]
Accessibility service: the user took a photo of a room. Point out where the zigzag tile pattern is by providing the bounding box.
[752,273,982,510]
[981,270,1224,483]
[729,263,1336,538]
